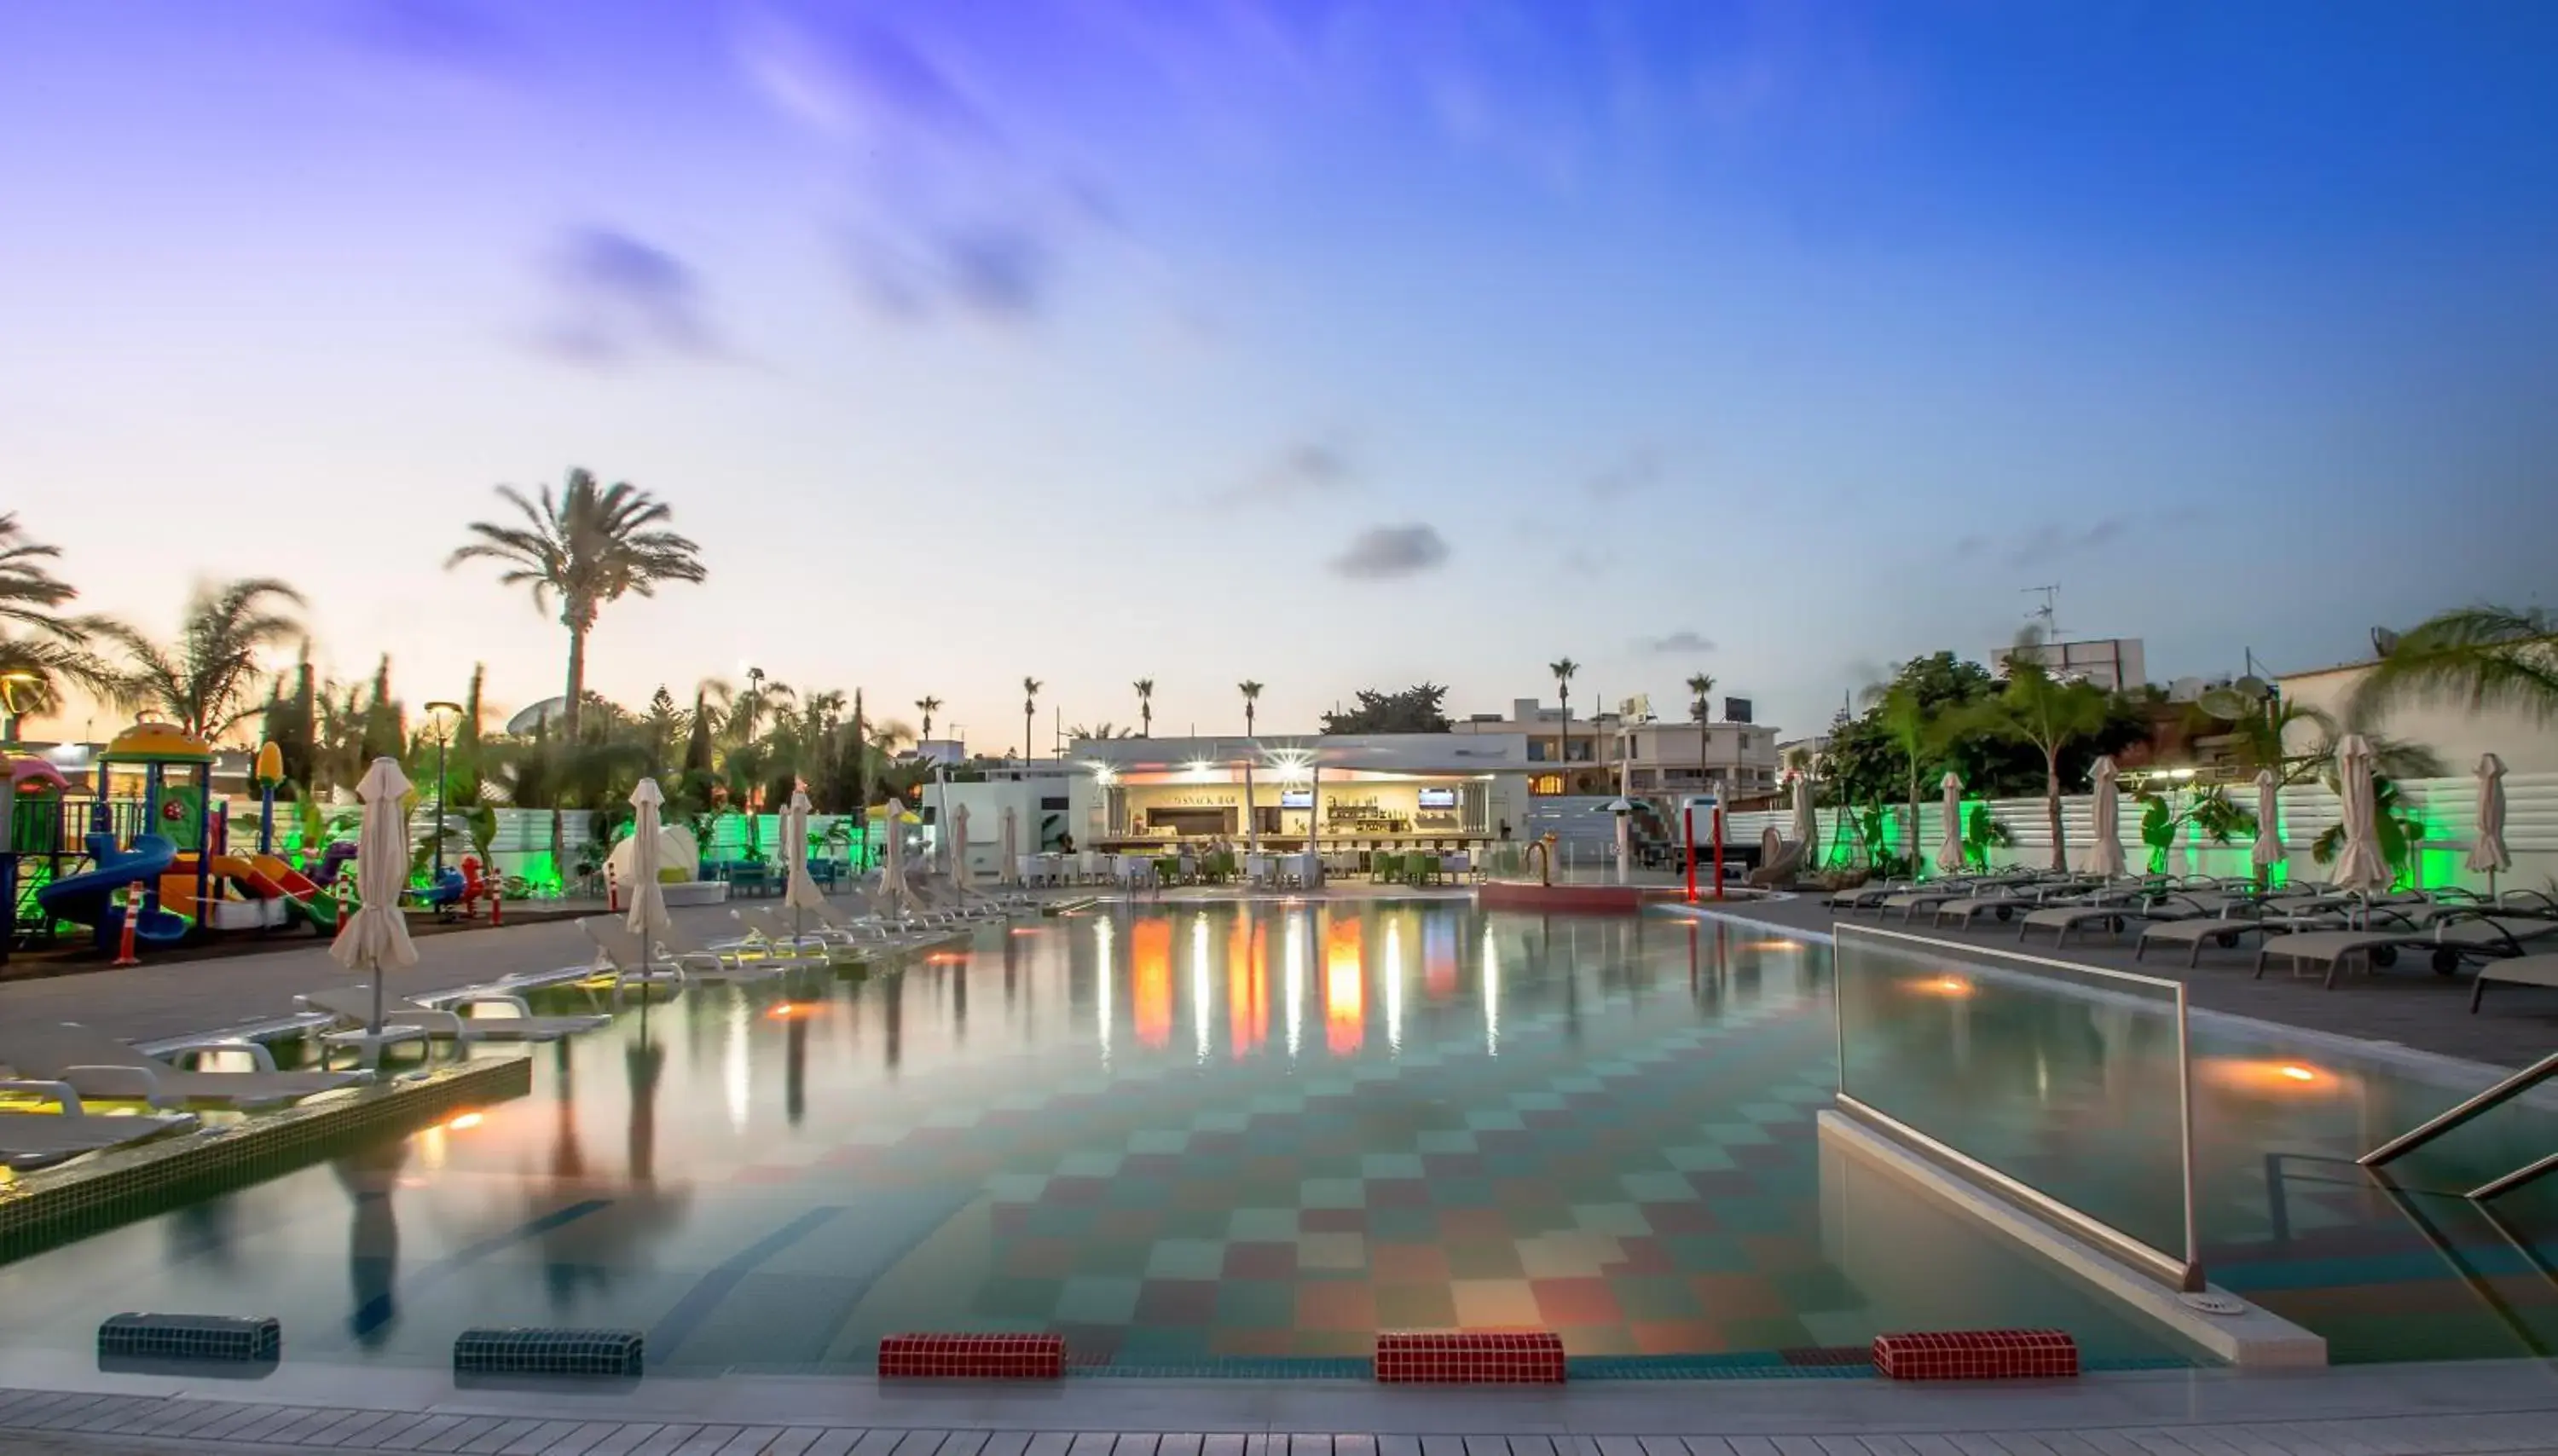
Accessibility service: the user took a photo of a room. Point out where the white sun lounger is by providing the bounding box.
[730,905,850,958]
[581,916,787,985]
[296,985,608,1045]
[0,1024,369,1111]
[0,1080,200,1170]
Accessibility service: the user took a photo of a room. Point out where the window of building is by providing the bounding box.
[1039,795,1068,811]
[1530,773,1565,795]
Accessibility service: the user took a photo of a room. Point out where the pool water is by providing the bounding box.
[0,904,2200,1375]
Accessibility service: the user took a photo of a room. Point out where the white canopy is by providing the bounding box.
[328,756,421,1045]
[1934,771,1967,875]
[2086,756,2127,878]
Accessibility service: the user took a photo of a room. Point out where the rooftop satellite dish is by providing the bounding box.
[2196,686,2251,721]
[2166,677,2208,703]
[2371,627,2401,657]
[2233,674,2272,701]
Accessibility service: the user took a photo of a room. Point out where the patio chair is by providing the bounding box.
[1372,852,1402,885]
[0,1081,200,1170]
[0,1023,371,1111]
[297,985,608,1045]
[1401,852,1432,887]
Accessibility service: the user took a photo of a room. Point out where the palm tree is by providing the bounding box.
[1865,681,1940,869]
[1972,651,2114,871]
[914,696,941,742]
[1021,677,1042,760]
[1685,672,1718,793]
[2349,604,2558,731]
[448,469,706,744]
[1133,679,1155,737]
[95,579,306,741]
[1238,680,1264,737]
[1548,658,1579,771]
[0,513,120,735]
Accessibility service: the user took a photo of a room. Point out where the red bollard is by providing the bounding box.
[112,882,142,968]
[1683,806,1698,904]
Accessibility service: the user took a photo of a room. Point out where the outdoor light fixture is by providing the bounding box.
[1089,761,1118,786]
[424,699,465,881]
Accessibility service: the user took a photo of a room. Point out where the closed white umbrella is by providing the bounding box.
[2468,752,2511,901]
[626,777,671,979]
[1000,805,1020,887]
[2251,768,2287,883]
[2329,735,2392,902]
[329,756,421,1059]
[2087,756,2127,879]
[880,798,920,915]
[1789,775,1817,860]
[782,786,825,939]
[1935,771,1967,875]
[952,801,973,888]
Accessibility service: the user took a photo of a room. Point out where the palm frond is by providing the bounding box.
[2349,604,2558,728]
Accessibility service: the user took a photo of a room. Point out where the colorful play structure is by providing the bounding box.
[3,720,350,962]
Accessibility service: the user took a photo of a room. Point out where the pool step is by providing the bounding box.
[878,1333,1064,1379]
[1872,1329,2079,1380]
[1374,1331,1566,1385]
[453,1327,644,1378]
[98,1313,280,1365]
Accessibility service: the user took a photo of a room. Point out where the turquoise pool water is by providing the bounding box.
[0,904,2206,1375]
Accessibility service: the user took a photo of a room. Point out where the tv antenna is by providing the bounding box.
[2023,584,2064,638]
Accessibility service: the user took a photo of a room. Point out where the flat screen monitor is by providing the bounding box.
[1416,787,1457,809]
[1278,789,1313,809]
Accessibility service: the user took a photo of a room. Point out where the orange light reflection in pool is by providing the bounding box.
[446,1112,484,1131]
[1325,918,1363,1054]
[2198,1057,2347,1096]
[1230,919,1267,1058]
[1131,918,1172,1049]
[764,1002,816,1020]
[1907,974,1975,998]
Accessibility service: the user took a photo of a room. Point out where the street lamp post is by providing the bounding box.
[424,700,464,881]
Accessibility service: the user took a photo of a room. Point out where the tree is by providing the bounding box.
[95,578,305,741]
[447,469,706,745]
[0,512,122,732]
[359,655,405,764]
[1971,643,2115,871]
[1133,679,1154,737]
[1685,672,1717,787]
[2349,604,2558,731]
[1068,722,1139,740]
[914,696,940,742]
[1549,658,1579,766]
[1238,679,1263,737]
[1319,684,1454,735]
[257,643,319,795]
[1021,677,1042,760]
[1866,680,1942,865]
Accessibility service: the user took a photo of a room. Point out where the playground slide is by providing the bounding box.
[36,833,189,948]
[241,852,342,931]
[161,854,292,932]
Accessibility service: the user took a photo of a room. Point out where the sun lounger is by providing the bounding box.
[0,1024,369,1111]
[0,1079,200,1170]
[1828,881,1915,911]
[2471,952,2558,1012]
[296,985,607,1045]
[581,916,786,985]
[731,905,849,958]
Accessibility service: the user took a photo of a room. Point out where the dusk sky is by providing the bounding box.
[4,1,2553,750]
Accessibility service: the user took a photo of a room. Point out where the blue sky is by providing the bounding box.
[3,0,2552,749]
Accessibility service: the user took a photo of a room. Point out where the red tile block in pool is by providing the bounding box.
[877,1332,1065,1380]
[1374,1329,1566,1385]
[1872,1329,2079,1381]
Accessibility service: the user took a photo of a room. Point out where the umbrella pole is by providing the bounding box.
[368,963,385,1071]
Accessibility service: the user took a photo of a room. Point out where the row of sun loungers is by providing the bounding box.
[1832,871,2558,1012]
[1,879,1042,1171]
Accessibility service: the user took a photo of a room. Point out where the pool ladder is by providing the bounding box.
[2359,1049,2558,1200]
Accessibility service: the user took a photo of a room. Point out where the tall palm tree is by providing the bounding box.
[1133,679,1155,737]
[914,696,941,742]
[1864,680,1942,868]
[2349,604,2558,730]
[1548,658,1579,771]
[1685,672,1717,791]
[447,469,706,744]
[0,513,120,734]
[1238,680,1264,737]
[1021,677,1042,760]
[95,578,306,741]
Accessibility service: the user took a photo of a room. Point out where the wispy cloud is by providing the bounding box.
[1218,435,1357,508]
[1330,523,1450,581]
[1953,517,2132,569]
[532,228,721,366]
[1584,445,1666,500]
[1640,630,1716,655]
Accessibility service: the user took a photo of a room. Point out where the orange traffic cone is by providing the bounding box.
[111,882,142,968]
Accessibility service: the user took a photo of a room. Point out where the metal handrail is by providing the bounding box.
[2359,1049,2558,1200]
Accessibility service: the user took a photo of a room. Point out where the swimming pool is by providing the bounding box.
[0,903,2208,1376]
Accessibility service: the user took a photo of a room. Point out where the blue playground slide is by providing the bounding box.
[38,833,189,950]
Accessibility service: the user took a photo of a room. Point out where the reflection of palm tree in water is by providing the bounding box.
[884,971,903,1072]
[1003,930,1020,1010]
[785,1014,807,1126]
[510,1033,690,1314]
[543,1038,587,1309]
[331,1138,411,1349]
